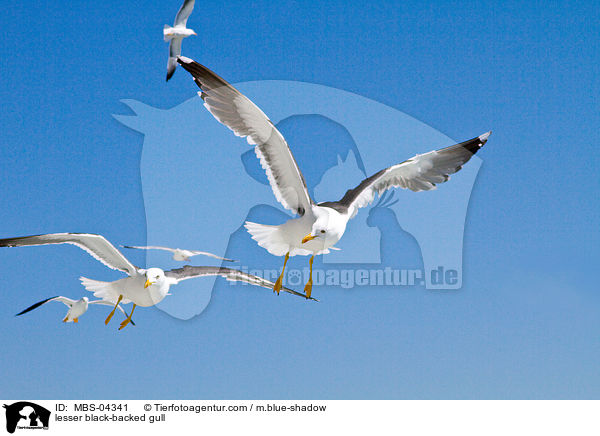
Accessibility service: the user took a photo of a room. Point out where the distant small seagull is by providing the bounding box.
[164,0,196,81]
[177,56,492,299]
[15,296,134,324]
[0,233,314,330]
[121,245,236,263]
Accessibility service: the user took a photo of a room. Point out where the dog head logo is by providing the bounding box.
[3,402,50,433]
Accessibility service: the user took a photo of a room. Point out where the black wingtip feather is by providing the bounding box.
[16,296,59,316]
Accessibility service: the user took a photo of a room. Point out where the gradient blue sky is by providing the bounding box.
[0,0,598,399]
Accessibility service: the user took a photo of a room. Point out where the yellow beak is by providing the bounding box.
[302,234,317,244]
[144,280,153,289]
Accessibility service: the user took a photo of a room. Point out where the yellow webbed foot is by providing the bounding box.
[273,275,283,295]
[273,252,290,296]
[304,280,313,299]
[118,304,136,331]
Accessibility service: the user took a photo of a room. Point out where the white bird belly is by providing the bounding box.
[116,276,169,307]
[67,299,88,321]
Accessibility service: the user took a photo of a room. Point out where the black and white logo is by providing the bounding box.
[3,402,50,433]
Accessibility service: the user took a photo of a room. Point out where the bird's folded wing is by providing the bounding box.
[334,132,491,218]
[177,56,313,216]
[0,233,138,276]
[165,265,317,300]
[174,0,195,27]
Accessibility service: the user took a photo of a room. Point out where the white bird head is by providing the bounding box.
[302,206,347,247]
[144,267,166,288]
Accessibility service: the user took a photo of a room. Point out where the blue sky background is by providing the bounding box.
[0,0,598,399]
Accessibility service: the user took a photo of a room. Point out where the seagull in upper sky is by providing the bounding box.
[177,56,492,299]
[121,244,236,262]
[0,233,315,330]
[16,296,133,324]
[164,0,197,81]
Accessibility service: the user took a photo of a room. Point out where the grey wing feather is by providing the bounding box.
[165,265,317,300]
[176,56,313,216]
[0,233,138,276]
[329,132,491,218]
[174,0,195,27]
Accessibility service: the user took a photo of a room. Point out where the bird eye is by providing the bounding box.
[320,230,326,234]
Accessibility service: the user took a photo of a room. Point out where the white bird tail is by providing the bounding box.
[244,221,289,257]
[79,277,127,304]
[163,25,175,41]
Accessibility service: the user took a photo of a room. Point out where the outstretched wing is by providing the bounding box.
[166,38,182,81]
[122,245,235,262]
[165,265,317,300]
[187,251,236,262]
[122,245,176,253]
[15,296,75,316]
[321,132,491,218]
[177,56,313,216]
[0,233,138,276]
[174,0,195,27]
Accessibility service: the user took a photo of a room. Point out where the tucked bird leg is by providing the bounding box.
[73,318,79,323]
[304,255,315,299]
[273,252,290,295]
[104,295,123,325]
[118,304,137,331]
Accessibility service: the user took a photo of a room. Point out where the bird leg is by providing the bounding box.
[73,318,79,323]
[273,252,290,295]
[104,295,123,325]
[304,255,315,299]
[118,304,136,331]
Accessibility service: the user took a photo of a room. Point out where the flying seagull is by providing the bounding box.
[177,56,492,299]
[121,245,236,262]
[16,296,134,324]
[0,233,315,330]
[164,0,196,81]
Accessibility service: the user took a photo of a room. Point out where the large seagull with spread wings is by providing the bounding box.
[177,56,491,298]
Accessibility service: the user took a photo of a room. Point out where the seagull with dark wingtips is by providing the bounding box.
[164,0,196,81]
[16,296,134,324]
[177,56,492,299]
[121,244,236,263]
